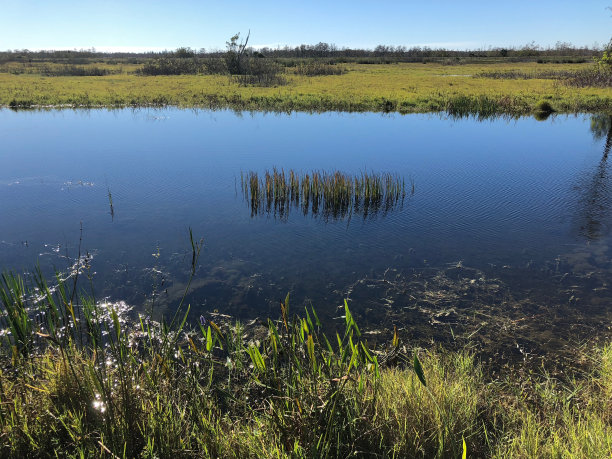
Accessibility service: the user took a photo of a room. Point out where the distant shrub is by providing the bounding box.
[232,58,287,87]
[535,100,554,113]
[202,58,228,74]
[233,73,287,86]
[173,47,195,58]
[294,62,346,76]
[40,65,112,76]
[475,70,576,80]
[8,98,34,108]
[441,57,462,66]
[356,57,396,65]
[565,43,612,88]
[566,67,612,88]
[137,58,204,75]
[137,53,287,86]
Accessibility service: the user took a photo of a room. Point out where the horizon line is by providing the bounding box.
[2,40,608,54]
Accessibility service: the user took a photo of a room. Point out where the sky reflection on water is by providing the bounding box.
[1,109,610,360]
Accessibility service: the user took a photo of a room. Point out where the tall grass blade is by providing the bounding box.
[413,352,427,387]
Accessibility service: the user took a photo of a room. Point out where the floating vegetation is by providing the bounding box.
[241,168,409,220]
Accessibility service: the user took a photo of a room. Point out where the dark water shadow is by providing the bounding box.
[573,115,612,241]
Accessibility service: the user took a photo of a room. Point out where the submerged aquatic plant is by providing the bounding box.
[241,168,408,221]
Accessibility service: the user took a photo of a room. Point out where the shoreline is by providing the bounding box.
[3,95,611,116]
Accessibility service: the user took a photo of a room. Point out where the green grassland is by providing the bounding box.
[2,61,611,114]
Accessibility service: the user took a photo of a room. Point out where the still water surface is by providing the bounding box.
[1,109,610,362]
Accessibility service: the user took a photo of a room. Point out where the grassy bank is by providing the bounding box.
[2,61,611,115]
[1,266,611,458]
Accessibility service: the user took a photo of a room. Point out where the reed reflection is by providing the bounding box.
[240,168,409,221]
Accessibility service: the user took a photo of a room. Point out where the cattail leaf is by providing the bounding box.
[111,308,121,341]
[373,355,380,380]
[209,320,224,344]
[307,334,316,371]
[344,299,360,337]
[248,345,266,373]
[311,307,322,327]
[413,352,427,387]
[268,319,280,354]
[206,325,212,352]
[360,342,374,363]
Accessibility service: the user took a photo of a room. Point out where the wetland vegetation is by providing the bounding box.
[1,259,611,458]
[1,40,611,114]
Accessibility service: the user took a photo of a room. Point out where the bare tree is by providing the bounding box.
[225,31,250,75]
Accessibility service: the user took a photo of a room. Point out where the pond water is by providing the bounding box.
[1,108,611,366]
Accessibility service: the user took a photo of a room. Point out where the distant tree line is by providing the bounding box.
[0,40,607,65]
[251,41,603,60]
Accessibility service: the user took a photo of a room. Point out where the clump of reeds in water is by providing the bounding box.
[241,168,409,220]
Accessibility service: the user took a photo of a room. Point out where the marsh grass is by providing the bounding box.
[0,61,131,76]
[39,65,114,77]
[231,59,287,87]
[137,57,207,76]
[1,233,612,457]
[2,61,610,114]
[535,100,555,115]
[475,70,577,80]
[491,347,612,458]
[293,62,347,76]
[445,95,510,119]
[241,168,406,220]
[0,253,488,458]
[475,64,612,90]
[567,67,612,88]
[1,267,612,457]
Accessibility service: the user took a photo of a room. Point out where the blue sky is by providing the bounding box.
[1,0,611,52]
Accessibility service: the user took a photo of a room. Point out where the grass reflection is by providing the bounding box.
[241,168,409,221]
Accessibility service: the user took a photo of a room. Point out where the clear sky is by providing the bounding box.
[1,0,611,52]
